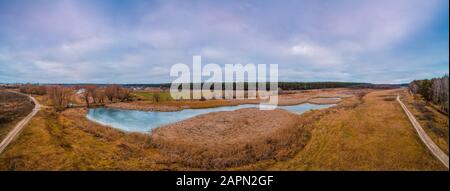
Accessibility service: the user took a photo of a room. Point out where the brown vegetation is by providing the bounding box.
[107,99,260,111]
[19,85,74,109]
[18,84,133,109]
[19,85,47,95]
[0,88,446,170]
[264,89,446,170]
[0,91,34,140]
[78,85,132,107]
[107,88,351,112]
[307,97,341,104]
[47,86,74,109]
[401,89,449,155]
[0,107,168,170]
[409,75,449,113]
[150,108,304,169]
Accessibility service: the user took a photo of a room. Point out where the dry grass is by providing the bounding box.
[400,90,449,155]
[0,108,169,170]
[307,97,342,104]
[107,88,351,111]
[150,108,306,169]
[0,91,34,140]
[0,88,446,170]
[107,99,261,111]
[263,89,446,170]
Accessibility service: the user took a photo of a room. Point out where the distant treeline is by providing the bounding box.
[8,81,403,91]
[123,82,370,90]
[409,75,449,113]
[278,82,368,90]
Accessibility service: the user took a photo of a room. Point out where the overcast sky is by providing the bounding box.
[0,0,448,84]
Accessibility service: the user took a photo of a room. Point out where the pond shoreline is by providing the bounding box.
[105,97,342,112]
[86,101,338,133]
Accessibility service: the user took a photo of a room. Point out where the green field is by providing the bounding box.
[132,91,173,102]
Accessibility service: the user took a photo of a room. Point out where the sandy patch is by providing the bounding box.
[106,101,183,112]
[307,97,342,104]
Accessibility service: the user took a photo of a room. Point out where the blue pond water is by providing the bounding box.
[86,103,334,132]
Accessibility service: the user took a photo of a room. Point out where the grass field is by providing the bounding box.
[132,91,173,102]
[263,89,446,170]
[0,107,170,170]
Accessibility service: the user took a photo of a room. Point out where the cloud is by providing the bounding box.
[59,36,113,58]
[200,48,227,59]
[290,43,342,66]
[133,30,173,47]
[0,0,447,83]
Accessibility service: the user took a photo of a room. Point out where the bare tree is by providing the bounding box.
[19,85,47,95]
[434,75,449,112]
[47,86,73,109]
[153,94,161,102]
[117,87,132,102]
[80,85,97,107]
[410,74,449,113]
[93,88,105,104]
[105,85,120,102]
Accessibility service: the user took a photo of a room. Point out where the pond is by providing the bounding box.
[86,103,335,132]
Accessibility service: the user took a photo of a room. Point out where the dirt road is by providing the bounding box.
[397,95,449,169]
[0,92,40,154]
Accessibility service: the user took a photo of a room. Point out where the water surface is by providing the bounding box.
[86,103,335,132]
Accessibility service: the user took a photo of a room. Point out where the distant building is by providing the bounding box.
[76,89,86,95]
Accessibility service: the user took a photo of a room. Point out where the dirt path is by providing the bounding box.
[397,95,449,169]
[0,92,41,154]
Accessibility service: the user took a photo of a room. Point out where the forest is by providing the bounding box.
[125,82,368,91]
[409,75,449,113]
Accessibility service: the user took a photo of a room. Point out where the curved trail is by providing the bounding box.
[397,95,449,169]
[0,92,41,154]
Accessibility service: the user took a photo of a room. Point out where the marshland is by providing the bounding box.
[0,81,448,170]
